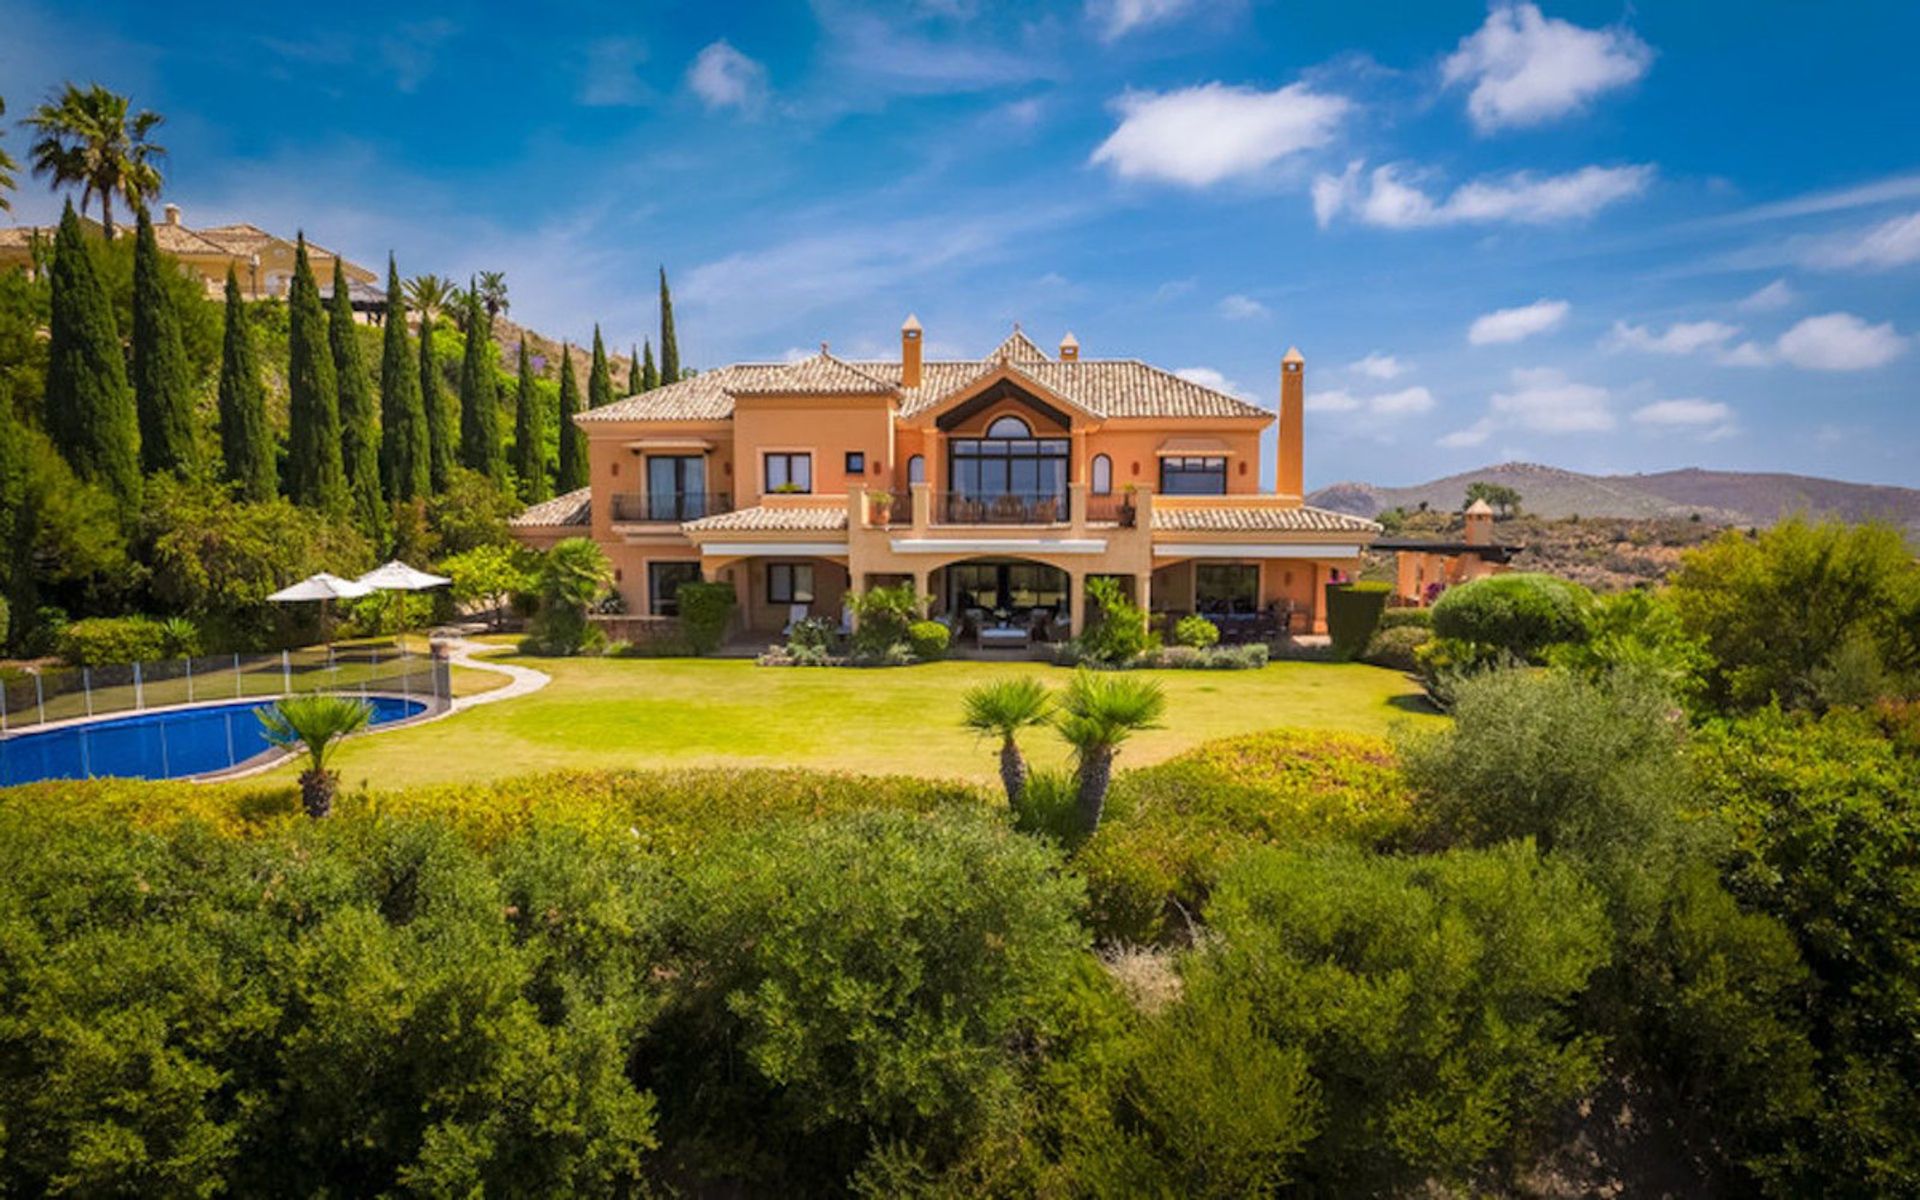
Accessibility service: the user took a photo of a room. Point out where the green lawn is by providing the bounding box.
[303,656,1443,790]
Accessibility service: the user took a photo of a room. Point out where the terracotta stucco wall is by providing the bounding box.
[731,397,895,504]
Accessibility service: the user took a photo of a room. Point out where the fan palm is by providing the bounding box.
[0,96,17,213]
[961,677,1054,810]
[258,694,373,818]
[476,270,509,328]
[1056,670,1166,837]
[23,82,166,238]
[402,273,455,323]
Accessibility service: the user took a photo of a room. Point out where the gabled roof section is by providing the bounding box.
[912,358,1104,429]
[578,369,743,422]
[726,350,895,396]
[682,504,850,534]
[988,326,1051,363]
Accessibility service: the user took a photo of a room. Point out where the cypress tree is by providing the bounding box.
[556,344,587,493]
[330,256,385,540]
[45,202,140,509]
[421,309,452,492]
[285,234,345,512]
[658,267,680,384]
[130,205,197,477]
[512,336,548,503]
[588,325,612,411]
[216,268,275,501]
[457,283,502,480]
[0,396,26,624]
[378,255,429,503]
[641,338,659,391]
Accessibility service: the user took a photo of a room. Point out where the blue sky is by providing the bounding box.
[3,0,1918,489]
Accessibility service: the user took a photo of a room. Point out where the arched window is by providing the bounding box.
[907,454,925,484]
[985,415,1032,438]
[1090,454,1113,495]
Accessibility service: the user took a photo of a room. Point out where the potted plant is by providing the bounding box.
[869,489,894,524]
[1119,484,1139,528]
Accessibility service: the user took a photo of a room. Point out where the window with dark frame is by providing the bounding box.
[764,452,812,493]
[1159,454,1228,495]
[845,451,865,474]
[768,562,816,605]
[648,561,703,616]
[1195,563,1259,614]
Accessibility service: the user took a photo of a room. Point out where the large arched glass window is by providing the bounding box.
[907,454,925,484]
[986,415,1031,438]
[949,413,1070,518]
[1090,454,1113,495]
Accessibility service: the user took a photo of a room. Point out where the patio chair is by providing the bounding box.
[781,603,810,637]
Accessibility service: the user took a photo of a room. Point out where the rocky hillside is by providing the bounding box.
[1313,462,1920,531]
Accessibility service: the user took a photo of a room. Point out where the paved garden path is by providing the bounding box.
[441,639,551,711]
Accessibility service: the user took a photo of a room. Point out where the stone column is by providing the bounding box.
[911,480,930,531]
[1136,572,1153,635]
[1067,568,1086,638]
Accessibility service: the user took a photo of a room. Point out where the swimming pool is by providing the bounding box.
[0,695,428,785]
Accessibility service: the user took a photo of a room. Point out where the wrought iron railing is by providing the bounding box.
[938,492,1070,525]
[607,492,735,523]
[1082,495,1138,527]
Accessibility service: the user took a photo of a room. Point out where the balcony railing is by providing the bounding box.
[607,492,734,523]
[939,492,1070,525]
[1082,494,1138,527]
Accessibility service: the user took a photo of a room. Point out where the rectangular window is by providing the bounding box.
[768,562,816,605]
[646,455,707,519]
[1160,455,1228,496]
[845,451,865,474]
[1195,564,1259,614]
[648,561,703,616]
[765,452,812,493]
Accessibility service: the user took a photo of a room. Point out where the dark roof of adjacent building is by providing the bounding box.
[508,487,591,528]
[1370,537,1522,561]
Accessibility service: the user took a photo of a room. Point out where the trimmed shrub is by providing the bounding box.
[1363,624,1430,673]
[907,619,950,660]
[850,583,920,657]
[1130,643,1268,670]
[1173,613,1220,649]
[1325,581,1392,660]
[1430,572,1591,661]
[676,580,738,655]
[55,615,173,665]
[1377,606,1432,631]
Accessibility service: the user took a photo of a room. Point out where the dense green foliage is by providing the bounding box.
[588,325,612,410]
[511,336,548,502]
[378,255,429,503]
[555,344,586,493]
[419,309,452,492]
[129,205,196,476]
[639,337,659,391]
[849,582,921,657]
[1362,622,1429,671]
[524,536,613,655]
[1431,571,1592,659]
[657,267,679,384]
[53,613,173,664]
[456,286,502,480]
[674,579,737,655]
[214,268,274,501]
[283,236,344,513]
[907,618,951,659]
[329,257,385,541]
[1173,612,1220,648]
[1324,579,1391,659]
[1078,574,1153,665]
[44,203,140,510]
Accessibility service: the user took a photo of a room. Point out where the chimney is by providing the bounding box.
[1463,499,1494,546]
[1059,331,1079,361]
[901,314,923,389]
[163,203,181,226]
[1277,347,1305,500]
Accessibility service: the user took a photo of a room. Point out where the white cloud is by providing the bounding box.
[1737,279,1795,312]
[1489,367,1614,433]
[1218,293,1268,320]
[1468,298,1569,345]
[1092,82,1350,187]
[687,40,768,112]
[1773,312,1907,371]
[1369,385,1435,415]
[1313,160,1653,229]
[1804,210,1920,271]
[1632,398,1735,438]
[1306,387,1362,413]
[1442,2,1652,133]
[579,37,650,107]
[1604,319,1740,356]
[1088,0,1196,42]
[1350,352,1406,380]
[1173,366,1255,401]
[1439,418,1494,448]
[1716,341,1775,368]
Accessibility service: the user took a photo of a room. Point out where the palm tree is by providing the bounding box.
[0,96,18,213]
[476,270,509,329]
[257,694,373,818]
[402,273,455,324]
[23,82,166,238]
[1056,670,1166,837]
[961,677,1054,810]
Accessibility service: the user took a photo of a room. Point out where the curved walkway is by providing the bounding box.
[442,638,551,710]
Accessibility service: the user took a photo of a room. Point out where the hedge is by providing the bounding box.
[54,615,174,666]
[676,581,738,655]
[1325,582,1392,660]
[1430,572,1591,660]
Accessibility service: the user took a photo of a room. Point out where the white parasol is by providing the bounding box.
[355,560,452,648]
[268,573,375,648]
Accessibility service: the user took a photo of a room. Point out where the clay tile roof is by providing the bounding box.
[1464,498,1495,515]
[509,487,592,528]
[149,223,230,256]
[579,369,744,422]
[725,351,894,396]
[988,327,1051,363]
[682,504,850,533]
[1151,505,1381,535]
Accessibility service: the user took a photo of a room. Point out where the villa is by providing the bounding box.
[509,318,1380,644]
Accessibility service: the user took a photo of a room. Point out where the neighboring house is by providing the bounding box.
[510,318,1381,641]
[1374,500,1522,605]
[0,204,380,312]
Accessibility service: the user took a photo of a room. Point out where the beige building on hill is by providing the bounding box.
[512,318,1381,646]
[0,204,378,310]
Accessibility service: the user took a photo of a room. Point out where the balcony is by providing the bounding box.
[608,492,734,524]
[939,492,1069,525]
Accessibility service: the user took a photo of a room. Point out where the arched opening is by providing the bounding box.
[907,454,925,485]
[947,414,1070,522]
[945,557,1070,643]
[1091,453,1113,495]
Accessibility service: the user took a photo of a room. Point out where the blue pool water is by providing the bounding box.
[0,696,427,786]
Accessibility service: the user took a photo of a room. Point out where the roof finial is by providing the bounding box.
[820,340,830,355]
